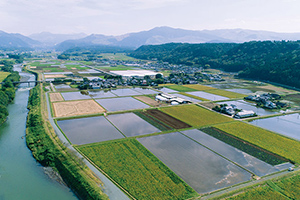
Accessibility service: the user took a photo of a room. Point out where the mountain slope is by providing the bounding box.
[29,32,87,46]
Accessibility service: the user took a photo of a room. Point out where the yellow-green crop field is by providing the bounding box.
[226,185,286,200]
[274,173,300,199]
[161,104,233,127]
[205,89,246,98]
[214,122,300,164]
[182,84,215,91]
[78,139,197,200]
[0,72,10,82]
[165,84,198,92]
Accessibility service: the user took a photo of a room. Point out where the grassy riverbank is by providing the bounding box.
[26,84,109,200]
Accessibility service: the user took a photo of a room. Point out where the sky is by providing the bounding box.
[1,0,300,36]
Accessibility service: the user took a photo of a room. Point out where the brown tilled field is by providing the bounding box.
[134,96,163,107]
[49,93,64,102]
[44,74,66,78]
[53,100,105,117]
[145,109,191,129]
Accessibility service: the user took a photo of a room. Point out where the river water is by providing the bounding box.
[0,65,77,200]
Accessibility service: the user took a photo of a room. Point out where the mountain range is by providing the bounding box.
[1,26,300,50]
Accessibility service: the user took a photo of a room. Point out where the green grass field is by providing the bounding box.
[78,139,197,200]
[214,122,300,164]
[205,89,247,98]
[164,85,198,92]
[161,104,233,127]
[182,84,215,91]
[0,72,10,82]
[274,173,300,199]
[96,65,135,71]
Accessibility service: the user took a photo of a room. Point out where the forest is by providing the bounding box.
[130,41,300,88]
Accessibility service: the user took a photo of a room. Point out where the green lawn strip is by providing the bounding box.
[78,139,198,200]
[204,89,247,98]
[214,121,300,164]
[133,111,173,131]
[178,92,209,101]
[165,85,198,92]
[273,173,300,199]
[161,104,233,127]
[0,71,10,82]
[226,185,287,200]
[200,127,287,166]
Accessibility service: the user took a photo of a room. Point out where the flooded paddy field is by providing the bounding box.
[106,113,161,137]
[156,87,178,93]
[217,100,279,116]
[182,129,287,177]
[186,91,229,101]
[173,93,202,103]
[110,88,142,96]
[225,88,253,94]
[138,132,252,194]
[89,90,117,99]
[61,91,91,101]
[54,84,71,90]
[131,87,159,95]
[57,116,124,145]
[250,113,300,140]
[96,97,150,112]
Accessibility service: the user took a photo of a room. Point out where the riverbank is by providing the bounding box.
[26,83,109,200]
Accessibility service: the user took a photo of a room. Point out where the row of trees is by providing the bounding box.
[130,41,300,88]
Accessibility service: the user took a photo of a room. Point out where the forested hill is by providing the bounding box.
[130,41,300,88]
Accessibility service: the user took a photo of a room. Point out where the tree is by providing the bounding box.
[155,73,162,79]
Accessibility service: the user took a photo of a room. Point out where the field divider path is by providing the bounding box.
[104,115,127,138]
[179,131,255,176]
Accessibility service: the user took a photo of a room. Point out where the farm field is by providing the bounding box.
[0,71,10,82]
[134,111,173,131]
[61,91,91,101]
[131,87,158,95]
[165,84,198,92]
[186,91,229,101]
[200,127,288,165]
[250,113,300,140]
[106,113,161,137]
[49,93,64,102]
[44,74,66,78]
[96,97,149,112]
[161,104,233,127]
[57,116,124,145]
[99,53,140,61]
[78,139,197,200]
[96,65,135,71]
[182,129,289,177]
[274,173,300,199]
[214,121,300,164]
[134,96,162,107]
[53,100,105,117]
[226,88,253,94]
[145,109,191,129]
[156,87,178,93]
[110,88,142,96]
[138,132,252,193]
[183,84,215,91]
[283,93,300,106]
[205,89,246,98]
[173,93,202,103]
[178,92,209,101]
[89,90,116,99]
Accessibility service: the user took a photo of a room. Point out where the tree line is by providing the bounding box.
[130,41,300,88]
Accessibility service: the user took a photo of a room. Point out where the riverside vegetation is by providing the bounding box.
[26,85,108,200]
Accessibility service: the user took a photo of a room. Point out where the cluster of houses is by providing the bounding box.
[155,93,192,105]
[244,93,286,109]
[218,104,256,119]
[202,73,223,81]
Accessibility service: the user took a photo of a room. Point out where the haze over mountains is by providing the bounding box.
[1,26,300,50]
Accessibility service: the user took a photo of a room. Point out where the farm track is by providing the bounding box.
[145,109,192,129]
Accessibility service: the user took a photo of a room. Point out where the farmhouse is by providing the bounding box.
[155,93,191,104]
[111,70,162,80]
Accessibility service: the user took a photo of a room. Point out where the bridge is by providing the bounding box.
[0,80,45,86]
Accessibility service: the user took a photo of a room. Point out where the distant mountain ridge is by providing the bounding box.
[1,27,300,50]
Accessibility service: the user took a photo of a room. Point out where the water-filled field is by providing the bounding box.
[54,84,71,89]
[226,88,253,94]
[131,88,159,95]
[174,93,202,103]
[218,100,279,116]
[61,91,92,101]
[250,113,300,140]
[182,129,286,176]
[57,116,124,145]
[186,91,229,101]
[138,132,252,193]
[157,87,178,93]
[96,97,150,112]
[89,90,116,99]
[110,88,142,96]
[107,113,161,137]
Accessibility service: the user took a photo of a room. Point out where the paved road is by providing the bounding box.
[45,92,130,200]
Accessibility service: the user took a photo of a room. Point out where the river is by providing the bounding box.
[0,65,77,200]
